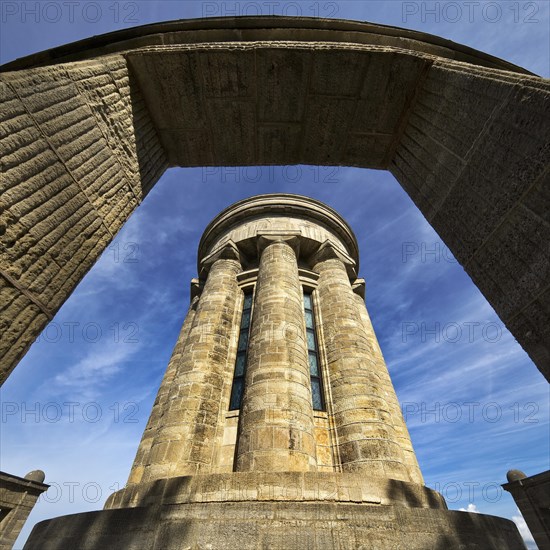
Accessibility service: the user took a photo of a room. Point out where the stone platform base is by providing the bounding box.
[25,500,526,549]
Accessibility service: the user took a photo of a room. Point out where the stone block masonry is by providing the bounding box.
[1,17,549,385]
[1,56,167,383]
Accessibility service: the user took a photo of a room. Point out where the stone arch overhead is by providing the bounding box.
[1,17,548,384]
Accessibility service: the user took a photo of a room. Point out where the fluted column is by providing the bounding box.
[142,243,242,481]
[313,241,410,481]
[351,285,424,485]
[236,236,317,472]
[125,294,199,487]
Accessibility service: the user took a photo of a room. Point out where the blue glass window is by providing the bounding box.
[229,290,253,410]
[306,330,316,351]
[229,378,244,411]
[303,292,325,411]
[238,329,249,351]
[311,379,322,410]
[308,352,319,376]
[234,354,247,377]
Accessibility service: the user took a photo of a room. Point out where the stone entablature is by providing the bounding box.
[198,194,359,276]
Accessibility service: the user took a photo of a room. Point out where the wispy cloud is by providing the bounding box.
[512,508,537,549]
[50,340,143,402]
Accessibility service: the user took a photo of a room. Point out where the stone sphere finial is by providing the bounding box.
[506,469,527,483]
[24,470,45,483]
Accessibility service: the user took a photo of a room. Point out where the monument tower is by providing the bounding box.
[25,194,525,549]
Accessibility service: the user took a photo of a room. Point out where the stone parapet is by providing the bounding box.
[27,500,526,550]
[0,470,49,550]
[503,469,550,550]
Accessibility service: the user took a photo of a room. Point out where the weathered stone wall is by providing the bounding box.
[313,244,411,482]
[107,471,446,510]
[236,238,317,472]
[0,470,48,550]
[1,17,548,385]
[390,61,550,378]
[213,409,335,474]
[27,499,526,550]
[503,469,550,550]
[0,55,167,384]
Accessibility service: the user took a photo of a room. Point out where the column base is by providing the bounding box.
[104,472,447,510]
[24,473,526,549]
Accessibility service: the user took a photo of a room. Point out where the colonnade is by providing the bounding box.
[126,231,422,485]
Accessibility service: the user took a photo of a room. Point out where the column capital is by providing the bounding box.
[190,278,204,300]
[352,278,366,299]
[199,240,241,277]
[256,230,301,257]
[311,240,357,278]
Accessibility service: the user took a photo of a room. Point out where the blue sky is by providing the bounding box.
[1,2,549,548]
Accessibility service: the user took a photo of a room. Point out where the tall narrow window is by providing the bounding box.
[304,291,325,411]
[229,291,253,410]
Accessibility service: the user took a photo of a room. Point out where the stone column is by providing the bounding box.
[236,236,317,472]
[141,243,241,481]
[351,283,424,485]
[125,294,199,487]
[313,241,410,481]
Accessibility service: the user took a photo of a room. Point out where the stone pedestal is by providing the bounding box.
[503,469,550,550]
[0,470,48,550]
[25,475,526,550]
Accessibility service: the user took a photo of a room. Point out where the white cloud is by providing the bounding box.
[512,508,536,549]
[459,503,480,513]
[51,341,142,401]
